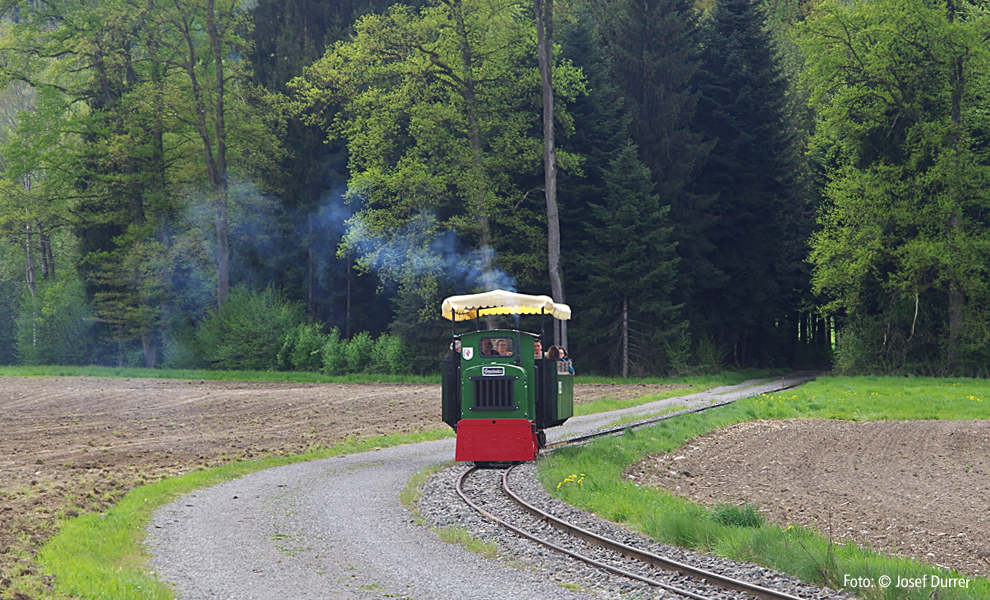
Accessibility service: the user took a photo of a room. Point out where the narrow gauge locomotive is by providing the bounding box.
[441,290,574,463]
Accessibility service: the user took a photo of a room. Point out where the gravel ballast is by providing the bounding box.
[147,374,825,599]
[419,462,854,600]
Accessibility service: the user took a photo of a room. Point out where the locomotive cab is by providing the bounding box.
[440,290,573,463]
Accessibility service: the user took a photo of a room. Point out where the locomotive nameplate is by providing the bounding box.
[481,366,505,377]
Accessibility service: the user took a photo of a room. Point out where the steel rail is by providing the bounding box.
[546,378,809,450]
[501,465,806,600]
[453,373,823,599]
[455,466,713,600]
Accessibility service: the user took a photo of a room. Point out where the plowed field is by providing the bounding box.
[628,419,990,577]
[0,376,683,597]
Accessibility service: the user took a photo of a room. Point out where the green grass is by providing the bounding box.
[0,365,441,384]
[434,527,501,560]
[36,428,453,600]
[401,463,450,526]
[0,365,777,387]
[539,375,990,600]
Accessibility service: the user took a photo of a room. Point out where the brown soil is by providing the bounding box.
[0,377,445,598]
[626,419,990,577]
[571,382,692,405]
[0,376,681,598]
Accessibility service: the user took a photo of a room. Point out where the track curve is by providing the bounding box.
[147,373,824,599]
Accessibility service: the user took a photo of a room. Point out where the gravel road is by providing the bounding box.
[147,374,818,599]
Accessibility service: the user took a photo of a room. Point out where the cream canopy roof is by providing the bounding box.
[441,290,571,321]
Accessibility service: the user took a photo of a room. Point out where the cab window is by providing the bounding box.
[479,337,513,357]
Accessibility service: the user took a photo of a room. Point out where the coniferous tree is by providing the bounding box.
[557,2,629,210]
[246,0,388,334]
[579,142,680,375]
[604,0,713,346]
[690,0,806,367]
[556,2,631,365]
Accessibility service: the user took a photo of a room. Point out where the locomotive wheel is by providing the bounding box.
[537,431,547,449]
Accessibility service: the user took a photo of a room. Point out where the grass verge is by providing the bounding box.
[433,527,501,560]
[36,429,453,600]
[400,463,450,527]
[538,375,990,600]
[0,365,441,384]
[0,366,776,389]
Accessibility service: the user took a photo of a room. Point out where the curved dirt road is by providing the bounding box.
[147,375,812,599]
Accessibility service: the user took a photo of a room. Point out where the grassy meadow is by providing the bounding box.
[538,376,990,600]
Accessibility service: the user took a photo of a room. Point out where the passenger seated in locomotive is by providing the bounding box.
[479,337,513,357]
[559,346,575,374]
[546,345,575,374]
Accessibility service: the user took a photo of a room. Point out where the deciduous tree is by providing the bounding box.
[293,0,582,300]
[801,0,990,374]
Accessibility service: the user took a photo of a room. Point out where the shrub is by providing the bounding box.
[833,318,887,375]
[15,276,95,365]
[278,323,328,372]
[321,328,347,375]
[196,286,304,371]
[694,335,729,374]
[345,331,374,373]
[371,333,409,374]
[161,329,206,369]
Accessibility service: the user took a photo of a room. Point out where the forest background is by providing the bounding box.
[0,0,988,377]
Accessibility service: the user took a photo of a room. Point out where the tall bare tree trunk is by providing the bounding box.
[23,228,36,297]
[308,216,315,315]
[181,0,231,309]
[622,299,629,378]
[37,226,51,280]
[536,0,566,347]
[23,225,38,352]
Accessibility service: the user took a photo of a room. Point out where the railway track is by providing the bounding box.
[450,375,845,600]
[457,465,816,600]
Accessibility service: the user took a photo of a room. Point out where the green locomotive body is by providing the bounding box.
[440,291,573,463]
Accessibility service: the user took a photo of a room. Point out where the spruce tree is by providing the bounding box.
[247,0,385,330]
[580,143,680,375]
[689,0,806,366]
[604,0,714,338]
[556,3,631,366]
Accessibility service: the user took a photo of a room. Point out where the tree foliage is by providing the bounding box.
[7,0,981,378]
[292,0,583,296]
[690,0,808,367]
[800,0,990,374]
